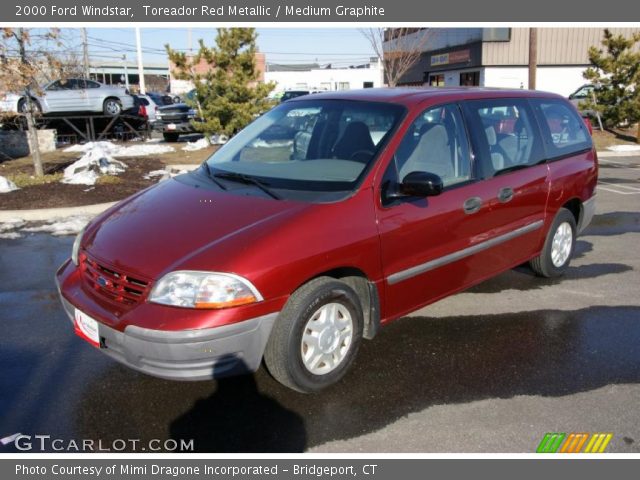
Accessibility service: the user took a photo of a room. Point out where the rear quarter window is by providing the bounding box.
[531,98,592,158]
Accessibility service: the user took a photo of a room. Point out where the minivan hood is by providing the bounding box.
[83,176,305,280]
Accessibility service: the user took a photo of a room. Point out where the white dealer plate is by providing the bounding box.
[74,309,101,348]
[167,123,177,130]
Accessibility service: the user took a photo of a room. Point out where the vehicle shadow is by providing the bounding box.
[585,211,640,236]
[72,305,640,452]
[169,359,307,452]
[469,240,631,294]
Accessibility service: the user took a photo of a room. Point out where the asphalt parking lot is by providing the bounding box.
[1,155,639,453]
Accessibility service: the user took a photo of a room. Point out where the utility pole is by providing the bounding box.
[528,27,537,90]
[122,54,130,90]
[135,27,146,94]
[81,28,90,79]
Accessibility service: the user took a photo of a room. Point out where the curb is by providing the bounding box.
[0,201,117,222]
[597,150,640,158]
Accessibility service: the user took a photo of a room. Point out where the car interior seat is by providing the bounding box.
[399,124,454,181]
[331,121,376,162]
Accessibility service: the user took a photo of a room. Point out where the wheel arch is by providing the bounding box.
[296,267,381,340]
[561,197,582,228]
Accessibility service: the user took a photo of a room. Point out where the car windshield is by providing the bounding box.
[204,99,405,200]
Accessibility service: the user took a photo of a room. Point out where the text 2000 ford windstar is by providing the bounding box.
[57,88,597,392]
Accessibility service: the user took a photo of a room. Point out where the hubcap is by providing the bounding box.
[301,302,353,375]
[551,221,573,267]
[106,101,120,114]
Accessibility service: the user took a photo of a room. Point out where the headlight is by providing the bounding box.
[149,271,263,309]
[71,226,86,266]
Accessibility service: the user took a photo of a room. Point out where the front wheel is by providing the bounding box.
[264,277,364,393]
[529,208,577,278]
[18,98,41,115]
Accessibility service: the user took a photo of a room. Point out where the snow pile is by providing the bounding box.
[64,141,174,156]
[607,144,640,152]
[143,169,167,180]
[21,215,92,236]
[0,218,26,238]
[182,138,210,151]
[0,219,25,239]
[0,175,19,193]
[62,144,127,186]
[210,134,230,145]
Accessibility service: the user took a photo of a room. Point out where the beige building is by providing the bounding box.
[388,28,640,96]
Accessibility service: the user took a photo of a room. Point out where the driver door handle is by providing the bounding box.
[498,187,514,203]
[463,196,482,214]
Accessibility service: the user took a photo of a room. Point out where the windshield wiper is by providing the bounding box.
[213,171,281,200]
[201,162,227,190]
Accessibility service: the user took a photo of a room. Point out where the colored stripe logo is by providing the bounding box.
[537,433,613,453]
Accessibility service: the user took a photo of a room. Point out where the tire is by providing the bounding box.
[103,98,122,116]
[264,277,364,393]
[163,132,180,142]
[18,98,41,115]
[529,208,577,278]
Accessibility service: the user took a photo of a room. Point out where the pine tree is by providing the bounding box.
[583,29,640,141]
[166,28,275,137]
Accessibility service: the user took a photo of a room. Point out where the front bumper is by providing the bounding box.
[56,276,277,381]
[159,120,196,133]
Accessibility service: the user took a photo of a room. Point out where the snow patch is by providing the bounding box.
[607,144,640,152]
[0,175,19,193]
[21,215,92,236]
[62,144,127,186]
[182,138,210,151]
[64,141,174,156]
[0,231,23,239]
[143,169,167,180]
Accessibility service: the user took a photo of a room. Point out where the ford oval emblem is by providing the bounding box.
[97,276,109,287]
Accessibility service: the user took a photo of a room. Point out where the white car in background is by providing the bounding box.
[0,78,134,116]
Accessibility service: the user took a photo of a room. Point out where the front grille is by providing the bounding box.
[81,254,150,306]
[160,114,188,123]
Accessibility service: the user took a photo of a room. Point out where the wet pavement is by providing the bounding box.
[1,156,639,453]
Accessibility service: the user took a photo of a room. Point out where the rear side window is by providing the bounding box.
[532,99,591,157]
[463,99,544,177]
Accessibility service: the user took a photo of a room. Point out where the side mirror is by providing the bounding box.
[400,171,444,197]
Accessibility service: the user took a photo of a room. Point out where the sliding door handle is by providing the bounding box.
[463,196,482,214]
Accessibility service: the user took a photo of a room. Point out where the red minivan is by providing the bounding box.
[56,88,598,392]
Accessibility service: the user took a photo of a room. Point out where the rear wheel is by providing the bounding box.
[529,208,577,278]
[103,98,122,116]
[264,277,363,393]
[163,132,180,142]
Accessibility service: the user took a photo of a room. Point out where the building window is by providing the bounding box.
[363,81,374,88]
[338,82,350,90]
[429,74,445,87]
[460,71,480,86]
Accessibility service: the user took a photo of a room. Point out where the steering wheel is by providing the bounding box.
[349,149,375,162]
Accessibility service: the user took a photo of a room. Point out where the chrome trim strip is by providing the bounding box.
[386,219,545,285]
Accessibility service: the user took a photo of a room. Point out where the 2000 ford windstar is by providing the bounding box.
[57,88,597,392]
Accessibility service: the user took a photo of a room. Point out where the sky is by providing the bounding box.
[79,27,376,67]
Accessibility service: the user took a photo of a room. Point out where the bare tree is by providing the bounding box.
[360,28,432,87]
[0,28,68,176]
